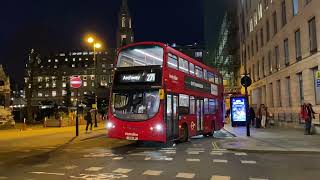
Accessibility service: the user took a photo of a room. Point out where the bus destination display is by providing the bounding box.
[119,73,156,83]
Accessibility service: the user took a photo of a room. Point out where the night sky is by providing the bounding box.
[0,0,226,86]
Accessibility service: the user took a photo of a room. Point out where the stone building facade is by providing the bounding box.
[0,65,10,108]
[238,0,320,126]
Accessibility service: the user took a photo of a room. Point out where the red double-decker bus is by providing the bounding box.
[107,42,224,143]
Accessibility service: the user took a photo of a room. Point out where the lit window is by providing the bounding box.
[168,53,178,69]
[73,58,75,61]
[195,66,203,78]
[46,83,50,88]
[48,59,51,62]
[54,65,57,68]
[38,77,43,82]
[179,58,189,73]
[189,63,195,75]
[62,83,66,88]
[62,90,67,96]
[122,16,126,27]
[52,91,57,97]
[65,58,68,61]
[52,82,56,88]
[92,82,95,87]
[83,82,87,87]
[195,51,203,58]
[72,64,75,67]
[55,59,58,62]
[38,92,43,97]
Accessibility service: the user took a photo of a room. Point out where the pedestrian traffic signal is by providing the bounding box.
[241,75,252,88]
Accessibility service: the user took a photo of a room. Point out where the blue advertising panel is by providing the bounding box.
[230,96,247,126]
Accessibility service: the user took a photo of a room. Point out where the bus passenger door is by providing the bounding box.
[166,94,179,139]
[196,99,204,132]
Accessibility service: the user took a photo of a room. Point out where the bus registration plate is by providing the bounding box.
[125,132,138,141]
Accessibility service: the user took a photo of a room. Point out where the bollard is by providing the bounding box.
[21,118,27,131]
[43,117,47,128]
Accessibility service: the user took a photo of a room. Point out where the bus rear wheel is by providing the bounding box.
[180,124,189,142]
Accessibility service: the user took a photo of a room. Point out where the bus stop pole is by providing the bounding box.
[76,88,79,136]
[245,83,250,137]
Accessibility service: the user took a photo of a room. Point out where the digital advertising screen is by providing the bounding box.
[230,96,247,126]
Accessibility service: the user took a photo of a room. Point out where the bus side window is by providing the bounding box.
[203,69,208,80]
[209,99,216,114]
[189,96,195,114]
[168,53,178,69]
[179,94,189,114]
[179,58,189,74]
[195,66,203,78]
[214,74,219,84]
[204,98,209,114]
[208,72,215,83]
[189,63,195,75]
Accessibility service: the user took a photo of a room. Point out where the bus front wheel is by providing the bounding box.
[180,124,189,142]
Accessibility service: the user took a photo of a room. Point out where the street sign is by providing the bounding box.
[241,75,252,87]
[70,76,82,89]
[316,71,320,87]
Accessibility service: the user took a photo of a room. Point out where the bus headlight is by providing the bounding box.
[155,124,163,131]
[107,122,115,129]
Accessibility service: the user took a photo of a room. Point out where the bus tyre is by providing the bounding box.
[181,124,189,142]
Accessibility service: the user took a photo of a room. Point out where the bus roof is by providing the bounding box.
[117,41,222,77]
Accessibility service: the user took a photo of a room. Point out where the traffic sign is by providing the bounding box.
[70,76,82,89]
[241,75,252,88]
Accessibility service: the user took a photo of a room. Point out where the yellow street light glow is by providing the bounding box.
[94,43,102,49]
[87,37,94,43]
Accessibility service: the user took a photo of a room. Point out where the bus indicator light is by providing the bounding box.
[159,89,165,100]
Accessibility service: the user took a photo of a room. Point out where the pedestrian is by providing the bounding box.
[249,107,255,126]
[257,104,267,128]
[85,111,93,133]
[304,103,315,135]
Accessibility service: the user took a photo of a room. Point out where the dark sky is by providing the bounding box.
[0,0,226,86]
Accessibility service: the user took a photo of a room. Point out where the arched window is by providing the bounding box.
[122,17,126,27]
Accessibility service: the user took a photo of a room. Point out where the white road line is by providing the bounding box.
[112,168,133,174]
[85,167,104,171]
[211,175,231,180]
[29,172,65,176]
[235,152,247,156]
[165,151,176,154]
[113,157,124,160]
[143,170,163,176]
[249,178,269,180]
[241,160,257,164]
[62,165,78,170]
[187,151,200,155]
[176,172,195,179]
[213,159,228,163]
[32,164,51,168]
[144,157,151,160]
[210,152,223,155]
[161,147,176,150]
[186,158,200,162]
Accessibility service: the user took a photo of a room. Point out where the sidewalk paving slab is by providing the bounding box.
[217,125,320,154]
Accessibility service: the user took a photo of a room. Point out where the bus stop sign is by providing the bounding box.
[241,75,252,88]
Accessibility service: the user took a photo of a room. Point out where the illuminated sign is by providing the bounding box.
[120,73,156,83]
[185,76,211,93]
[231,97,246,123]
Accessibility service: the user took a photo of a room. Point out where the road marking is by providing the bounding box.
[211,175,231,180]
[176,172,195,179]
[143,170,163,176]
[63,165,78,170]
[84,152,116,158]
[85,167,104,171]
[112,168,133,174]
[165,151,176,154]
[235,152,247,156]
[241,160,257,164]
[249,178,269,180]
[187,148,205,151]
[29,172,65,176]
[186,158,200,162]
[187,151,200,155]
[161,147,176,150]
[213,159,228,163]
[113,157,124,160]
[144,157,151,160]
[32,164,51,168]
[70,173,128,179]
[210,152,223,155]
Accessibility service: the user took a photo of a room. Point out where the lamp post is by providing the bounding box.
[87,37,102,127]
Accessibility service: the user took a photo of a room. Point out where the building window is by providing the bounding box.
[129,18,132,28]
[273,11,277,35]
[46,83,50,88]
[178,58,189,73]
[292,0,299,16]
[298,73,304,104]
[62,83,66,88]
[195,51,203,58]
[281,1,287,26]
[286,77,292,106]
[208,72,215,83]
[258,1,263,20]
[266,19,270,41]
[276,80,281,107]
[249,18,253,32]
[62,90,67,96]
[37,77,43,82]
[275,46,280,71]
[284,38,289,66]
[260,28,264,46]
[168,53,178,69]
[254,10,258,26]
[265,0,269,9]
[295,29,302,61]
[52,91,57,97]
[52,82,56,88]
[121,17,126,27]
[309,17,317,53]
[189,63,195,75]
[204,69,208,80]
[38,92,43,97]
[83,81,87,87]
[72,64,75,68]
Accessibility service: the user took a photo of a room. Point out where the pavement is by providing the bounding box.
[217,124,320,153]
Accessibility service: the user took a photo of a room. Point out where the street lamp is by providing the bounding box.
[86,36,102,127]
